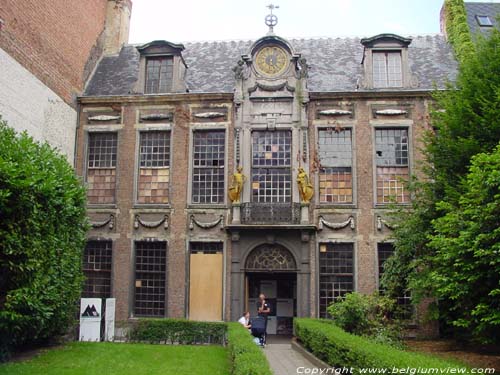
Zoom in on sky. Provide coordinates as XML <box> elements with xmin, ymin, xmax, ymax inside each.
<box><xmin>129</xmin><ymin>0</ymin><xmax>500</xmax><ymax>43</ymax></box>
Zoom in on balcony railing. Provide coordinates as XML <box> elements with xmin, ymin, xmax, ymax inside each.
<box><xmin>241</xmin><ymin>202</ymin><xmax>301</xmax><ymax>225</ymax></box>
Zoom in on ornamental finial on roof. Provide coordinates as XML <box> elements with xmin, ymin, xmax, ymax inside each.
<box><xmin>265</xmin><ymin>4</ymin><xmax>279</xmax><ymax>35</ymax></box>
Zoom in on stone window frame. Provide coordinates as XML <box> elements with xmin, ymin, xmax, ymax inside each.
<box><xmin>315</xmin><ymin>124</ymin><xmax>357</xmax><ymax>208</ymax></box>
<box><xmin>184</xmin><ymin>239</ymin><xmax>226</xmax><ymax>320</ymax></box>
<box><xmin>187</xmin><ymin>124</ymin><xmax>229</xmax><ymax>208</ymax></box>
<box><xmin>361</xmin><ymin>34</ymin><xmax>413</xmax><ymax>90</ymax></box>
<box><xmin>316</xmin><ymin>241</ymin><xmax>357</xmax><ymax>319</ymax></box>
<box><xmin>84</xmin><ymin>127</ymin><xmax>121</xmax><ymax>208</ymax></box>
<box><xmin>133</xmin><ymin>126</ymin><xmax>173</xmax><ymax>207</ymax></box>
<box><xmin>132</xmin><ymin>240</ymin><xmax>168</xmax><ymax>318</ymax></box>
<box><xmin>371</xmin><ymin>122</ymin><xmax>413</xmax><ymax>207</ymax></box>
<box><xmin>82</xmin><ymin>239</ymin><xmax>113</xmax><ymax>299</ymax></box>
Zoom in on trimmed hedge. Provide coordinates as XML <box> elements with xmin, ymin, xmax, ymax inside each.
<box><xmin>129</xmin><ymin>319</ymin><xmax>227</xmax><ymax>345</ymax></box>
<box><xmin>294</xmin><ymin>319</ymin><xmax>470</xmax><ymax>373</ymax></box>
<box><xmin>227</xmin><ymin>323</ymin><xmax>273</xmax><ymax>375</ymax></box>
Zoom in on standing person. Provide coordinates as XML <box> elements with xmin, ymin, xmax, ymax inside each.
<box><xmin>256</xmin><ymin>293</ymin><xmax>270</xmax><ymax>321</ymax></box>
<box><xmin>238</xmin><ymin>311</ymin><xmax>251</xmax><ymax>331</ymax></box>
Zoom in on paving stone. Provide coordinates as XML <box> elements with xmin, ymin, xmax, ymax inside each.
<box><xmin>264</xmin><ymin>342</ymin><xmax>318</xmax><ymax>375</ymax></box>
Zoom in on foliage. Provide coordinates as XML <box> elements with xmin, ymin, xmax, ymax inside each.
<box><xmin>227</xmin><ymin>322</ymin><xmax>273</xmax><ymax>375</ymax></box>
<box><xmin>0</xmin><ymin>342</ymin><xmax>230</xmax><ymax>375</ymax></box>
<box><xmin>327</xmin><ymin>292</ymin><xmax>403</xmax><ymax>348</ymax></box>
<box><xmin>443</xmin><ymin>0</ymin><xmax>475</xmax><ymax>62</ymax></box>
<box><xmin>0</xmin><ymin>120</ymin><xmax>88</xmax><ymax>360</ymax></box>
<box><xmin>381</xmin><ymin>28</ymin><xmax>500</xmax><ymax>343</ymax></box>
<box><xmin>427</xmin><ymin>146</ymin><xmax>500</xmax><ymax>343</ymax></box>
<box><xmin>294</xmin><ymin>319</ymin><xmax>468</xmax><ymax>373</ymax></box>
<box><xmin>128</xmin><ymin>319</ymin><xmax>227</xmax><ymax>345</ymax></box>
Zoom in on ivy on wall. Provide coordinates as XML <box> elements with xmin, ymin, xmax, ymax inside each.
<box><xmin>443</xmin><ymin>0</ymin><xmax>476</xmax><ymax>62</ymax></box>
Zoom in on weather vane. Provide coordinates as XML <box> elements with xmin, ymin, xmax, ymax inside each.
<box><xmin>265</xmin><ymin>4</ymin><xmax>279</xmax><ymax>35</ymax></box>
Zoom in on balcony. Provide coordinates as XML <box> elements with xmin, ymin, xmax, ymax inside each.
<box><xmin>240</xmin><ymin>202</ymin><xmax>301</xmax><ymax>225</ymax></box>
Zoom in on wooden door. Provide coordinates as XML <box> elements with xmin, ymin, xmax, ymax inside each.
<box><xmin>189</xmin><ymin>252</ymin><xmax>223</xmax><ymax>321</ymax></box>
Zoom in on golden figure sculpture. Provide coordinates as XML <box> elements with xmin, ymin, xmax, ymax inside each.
<box><xmin>297</xmin><ymin>167</ymin><xmax>314</xmax><ymax>203</ymax></box>
<box><xmin>228</xmin><ymin>166</ymin><xmax>246</xmax><ymax>203</ymax></box>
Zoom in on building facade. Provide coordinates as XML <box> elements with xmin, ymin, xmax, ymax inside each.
<box><xmin>0</xmin><ymin>0</ymin><xmax>132</xmax><ymax>160</ymax></box>
<box><xmin>76</xmin><ymin>16</ymin><xmax>457</xmax><ymax>336</ymax></box>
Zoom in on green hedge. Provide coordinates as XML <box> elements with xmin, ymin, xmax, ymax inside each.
<box><xmin>294</xmin><ymin>319</ymin><xmax>470</xmax><ymax>374</ymax></box>
<box><xmin>227</xmin><ymin>323</ymin><xmax>272</xmax><ymax>375</ymax></box>
<box><xmin>129</xmin><ymin>319</ymin><xmax>227</xmax><ymax>345</ymax></box>
<box><xmin>444</xmin><ymin>0</ymin><xmax>475</xmax><ymax>62</ymax></box>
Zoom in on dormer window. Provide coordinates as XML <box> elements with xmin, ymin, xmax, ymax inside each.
<box><xmin>360</xmin><ymin>34</ymin><xmax>412</xmax><ymax>90</ymax></box>
<box><xmin>145</xmin><ymin>57</ymin><xmax>173</xmax><ymax>94</ymax></box>
<box><xmin>137</xmin><ymin>40</ymin><xmax>187</xmax><ymax>94</ymax></box>
<box><xmin>476</xmin><ymin>15</ymin><xmax>493</xmax><ymax>27</ymax></box>
<box><xmin>373</xmin><ymin>51</ymin><xmax>402</xmax><ymax>88</ymax></box>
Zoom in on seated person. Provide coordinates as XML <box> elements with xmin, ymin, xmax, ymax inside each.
<box><xmin>238</xmin><ymin>311</ymin><xmax>251</xmax><ymax>330</ymax></box>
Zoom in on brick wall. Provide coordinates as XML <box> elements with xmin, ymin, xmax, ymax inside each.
<box><xmin>0</xmin><ymin>0</ymin><xmax>108</xmax><ymax>106</ymax></box>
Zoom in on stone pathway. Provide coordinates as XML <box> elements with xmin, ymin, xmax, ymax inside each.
<box><xmin>263</xmin><ymin>338</ymin><xmax>319</xmax><ymax>375</ymax></box>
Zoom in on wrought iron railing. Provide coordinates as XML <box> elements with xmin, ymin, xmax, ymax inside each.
<box><xmin>241</xmin><ymin>202</ymin><xmax>301</xmax><ymax>224</ymax></box>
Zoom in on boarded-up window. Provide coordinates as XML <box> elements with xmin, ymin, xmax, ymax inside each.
<box><xmin>86</xmin><ymin>132</ymin><xmax>117</xmax><ymax>204</ymax></box>
<box><xmin>82</xmin><ymin>240</ymin><xmax>112</xmax><ymax>298</ymax></box>
<box><xmin>319</xmin><ymin>243</ymin><xmax>354</xmax><ymax>318</ymax></box>
<box><xmin>373</xmin><ymin>51</ymin><xmax>402</xmax><ymax>88</ymax></box>
<box><xmin>134</xmin><ymin>241</ymin><xmax>167</xmax><ymax>317</ymax></box>
<box><xmin>318</xmin><ymin>129</ymin><xmax>353</xmax><ymax>203</ymax></box>
<box><xmin>252</xmin><ymin>130</ymin><xmax>292</xmax><ymax>203</ymax></box>
<box><xmin>145</xmin><ymin>57</ymin><xmax>173</xmax><ymax>94</ymax></box>
<box><xmin>137</xmin><ymin>131</ymin><xmax>170</xmax><ymax>204</ymax></box>
<box><xmin>192</xmin><ymin>130</ymin><xmax>225</xmax><ymax>204</ymax></box>
<box><xmin>377</xmin><ymin>243</ymin><xmax>413</xmax><ymax>319</ymax></box>
<box><xmin>375</xmin><ymin>128</ymin><xmax>409</xmax><ymax>204</ymax></box>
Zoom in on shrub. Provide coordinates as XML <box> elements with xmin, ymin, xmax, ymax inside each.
<box><xmin>0</xmin><ymin>120</ymin><xmax>88</xmax><ymax>360</ymax></box>
<box><xmin>327</xmin><ymin>292</ymin><xmax>403</xmax><ymax>346</ymax></box>
<box><xmin>128</xmin><ymin>319</ymin><xmax>227</xmax><ymax>345</ymax></box>
<box><xmin>227</xmin><ymin>323</ymin><xmax>272</xmax><ymax>375</ymax></box>
<box><xmin>294</xmin><ymin>319</ymin><xmax>469</xmax><ymax>373</ymax></box>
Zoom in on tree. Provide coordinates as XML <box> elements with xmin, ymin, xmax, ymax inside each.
<box><xmin>381</xmin><ymin>28</ymin><xmax>500</xmax><ymax>343</ymax></box>
<box><xmin>0</xmin><ymin>120</ymin><xmax>88</xmax><ymax>359</ymax></box>
<box><xmin>428</xmin><ymin>146</ymin><xmax>500</xmax><ymax>343</ymax></box>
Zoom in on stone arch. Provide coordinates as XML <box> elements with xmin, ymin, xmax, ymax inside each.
<box><xmin>245</xmin><ymin>244</ymin><xmax>297</xmax><ymax>272</ymax></box>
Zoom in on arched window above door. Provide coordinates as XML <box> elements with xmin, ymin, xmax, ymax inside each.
<box><xmin>245</xmin><ymin>244</ymin><xmax>297</xmax><ymax>271</ymax></box>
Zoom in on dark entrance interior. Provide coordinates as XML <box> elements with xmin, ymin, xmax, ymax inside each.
<box><xmin>246</xmin><ymin>272</ymin><xmax>296</xmax><ymax>335</ymax></box>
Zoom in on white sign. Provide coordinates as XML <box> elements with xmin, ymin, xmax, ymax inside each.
<box><xmin>79</xmin><ymin>298</ymin><xmax>102</xmax><ymax>342</ymax></box>
<box><xmin>105</xmin><ymin>298</ymin><xmax>116</xmax><ymax>342</ymax></box>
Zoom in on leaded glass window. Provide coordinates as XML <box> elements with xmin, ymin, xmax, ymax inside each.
<box><xmin>192</xmin><ymin>130</ymin><xmax>225</xmax><ymax>204</ymax></box>
<box><xmin>319</xmin><ymin>243</ymin><xmax>354</xmax><ymax>318</ymax></box>
<box><xmin>82</xmin><ymin>240</ymin><xmax>112</xmax><ymax>298</ymax></box>
<box><xmin>251</xmin><ymin>130</ymin><xmax>292</xmax><ymax>203</ymax></box>
<box><xmin>134</xmin><ymin>241</ymin><xmax>167</xmax><ymax>317</ymax></box>
<box><xmin>318</xmin><ymin>129</ymin><xmax>353</xmax><ymax>203</ymax></box>
<box><xmin>373</xmin><ymin>51</ymin><xmax>402</xmax><ymax>88</ymax></box>
<box><xmin>190</xmin><ymin>242</ymin><xmax>223</xmax><ymax>254</ymax></box>
<box><xmin>137</xmin><ymin>131</ymin><xmax>170</xmax><ymax>204</ymax></box>
<box><xmin>145</xmin><ymin>57</ymin><xmax>173</xmax><ymax>94</ymax></box>
<box><xmin>86</xmin><ymin>132</ymin><xmax>117</xmax><ymax>204</ymax></box>
<box><xmin>375</xmin><ymin>128</ymin><xmax>410</xmax><ymax>204</ymax></box>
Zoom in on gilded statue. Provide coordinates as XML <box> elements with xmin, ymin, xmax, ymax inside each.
<box><xmin>297</xmin><ymin>167</ymin><xmax>314</xmax><ymax>203</ymax></box>
<box><xmin>228</xmin><ymin>166</ymin><xmax>246</xmax><ymax>203</ymax></box>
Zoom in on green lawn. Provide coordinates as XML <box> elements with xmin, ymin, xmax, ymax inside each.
<box><xmin>0</xmin><ymin>342</ymin><xmax>230</xmax><ymax>375</ymax></box>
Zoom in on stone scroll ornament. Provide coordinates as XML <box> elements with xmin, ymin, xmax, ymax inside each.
<box><xmin>87</xmin><ymin>115</ymin><xmax>121</xmax><ymax>122</ymax></box>
<box><xmin>318</xmin><ymin>216</ymin><xmax>355</xmax><ymax>230</ymax></box>
<box><xmin>377</xmin><ymin>216</ymin><xmax>397</xmax><ymax>231</ymax></box>
<box><xmin>134</xmin><ymin>214</ymin><xmax>169</xmax><ymax>230</ymax></box>
<box><xmin>90</xmin><ymin>214</ymin><xmax>115</xmax><ymax>230</ymax></box>
<box><xmin>189</xmin><ymin>215</ymin><xmax>224</xmax><ymax>230</ymax></box>
<box><xmin>193</xmin><ymin>111</ymin><xmax>226</xmax><ymax>119</ymax></box>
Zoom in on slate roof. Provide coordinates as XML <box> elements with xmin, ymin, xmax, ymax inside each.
<box><xmin>84</xmin><ymin>34</ymin><xmax>457</xmax><ymax>96</ymax></box>
<box><xmin>464</xmin><ymin>2</ymin><xmax>500</xmax><ymax>35</ymax></box>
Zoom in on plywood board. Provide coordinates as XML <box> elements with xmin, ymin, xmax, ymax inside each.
<box><xmin>189</xmin><ymin>253</ymin><xmax>223</xmax><ymax>321</ymax></box>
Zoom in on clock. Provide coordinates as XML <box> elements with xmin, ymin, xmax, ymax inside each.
<box><xmin>255</xmin><ymin>46</ymin><xmax>289</xmax><ymax>76</ymax></box>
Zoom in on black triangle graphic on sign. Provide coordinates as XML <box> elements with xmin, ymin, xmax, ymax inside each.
<box><xmin>82</xmin><ymin>304</ymin><xmax>100</xmax><ymax>317</ymax></box>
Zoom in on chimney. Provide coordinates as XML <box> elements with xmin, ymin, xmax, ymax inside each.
<box><xmin>103</xmin><ymin>0</ymin><xmax>132</xmax><ymax>55</ymax></box>
<box><xmin>440</xmin><ymin>1</ymin><xmax>449</xmax><ymax>39</ymax></box>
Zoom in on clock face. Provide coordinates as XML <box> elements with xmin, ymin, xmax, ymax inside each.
<box><xmin>255</xmin><ymin>46</ymin><xmax>289</xmax><ymax>76</ymax></box>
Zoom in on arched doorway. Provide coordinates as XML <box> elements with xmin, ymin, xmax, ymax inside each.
<box><xmin>244</xmin><ymin>244</ymin><xmax>297</xmax><ymax>335</ymax></box>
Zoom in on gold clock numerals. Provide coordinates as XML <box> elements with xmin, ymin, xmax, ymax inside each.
<box><xmin>255</xmin><ymin>46</ymin><xmax>288</xmax><ymax>76</ymax></box>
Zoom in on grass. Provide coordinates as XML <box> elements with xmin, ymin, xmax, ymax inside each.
<box><xmin>0</xmin><ymin>342</ymin><xmax>230</xmax><ymax>375</ymax></box>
